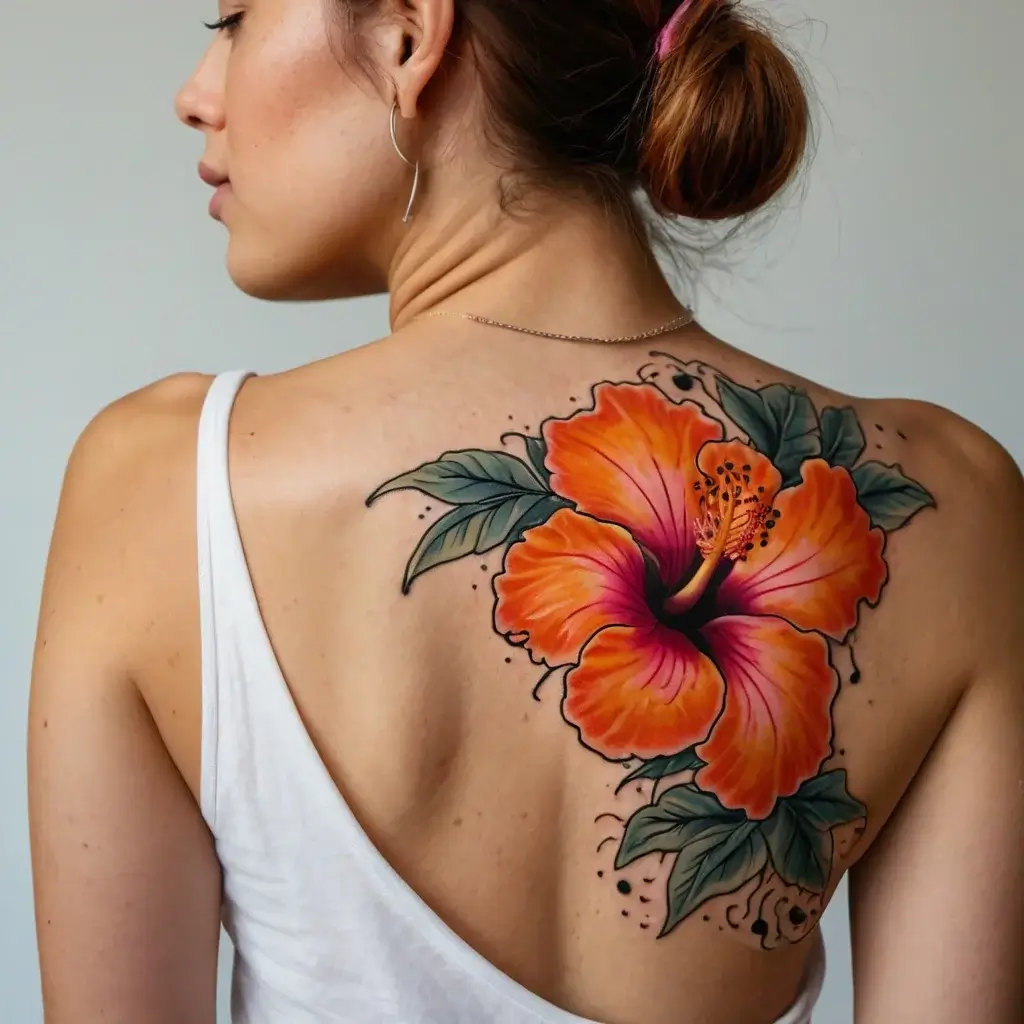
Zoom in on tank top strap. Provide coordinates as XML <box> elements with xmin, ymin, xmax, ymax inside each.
<box><xmin>196</xmin><ymin>370</ymin><xmax>255</xmax><ymax>830</ymax></box>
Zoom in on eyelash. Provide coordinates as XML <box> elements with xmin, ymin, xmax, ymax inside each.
<box><xmin>203</xmin><ymin>12</ymin><xmax>244</xmax><ymax>35</ymax></box>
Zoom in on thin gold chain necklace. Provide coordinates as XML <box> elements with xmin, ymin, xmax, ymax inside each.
<box><xmin>415</xmin><ymin>308</ymin><xmax>695</xmax><ymax>345</ymax></box>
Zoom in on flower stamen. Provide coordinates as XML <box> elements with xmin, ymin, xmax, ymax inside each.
<box><xmin>665</xmin><ymin>464</ymin><xmax>775</xmax><ymax>615</ymax></box>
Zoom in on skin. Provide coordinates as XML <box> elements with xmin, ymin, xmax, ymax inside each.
<box><xmin>28</xmin><ymin>1</ymin><xmax>1024</xmax><ymax>1022</ymax></box>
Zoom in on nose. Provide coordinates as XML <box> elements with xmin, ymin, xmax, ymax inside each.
<box><xmin>175</xmin><ymin>50</ymin><xmax>226</xmax><ymax>132</ymax></box>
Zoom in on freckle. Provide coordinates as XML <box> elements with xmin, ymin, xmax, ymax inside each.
<box><xmin>639</xmin><ymin>895</ymin><xmax>651</xmax><ymax>904</ymax></box>
<box><xmin>481</xmin><ymin>565</ymin><xmax>488</xmax><ymax>572</ymax></box>
<box><xmin>875</xmin><ymin>444</ymin><xmax>883</xmax><ymax>450</ymax></box>
<box><xmin>47</xmin><ymin>920</ymin><xmax>51</xmax><ymax>925</ymax></box>
<box><xmin>43</xmin><ymin>720</ymin><xmax>47</xmax><ymax>728</ymax></box>
<box><xmin>505</xmin><ymin>657</ymin><xmax>512</xmax><ymax>664</ymax></box>
<box><xmin>570</xmin><ymin>396</ymin><xmax>578</xmax><ymax>402</ymax></box>
<box><xmin>839</xmin><ymin>748</ymin><xmax>846</xmax><ymax>756</ymax></box>
<box><xmin>597</xmin><ymin>870</ymin><xmax>604</xmax><ymax>878</ymax></box>
<box><xmin>508</xmin><ymin>415</ymin><xmax>514</xmax><ymax>420</ymax></box>
<box><xmin>703</xmin><ymin>915</ymin><xmax>710</xmax><ymax>921</ymax></box>
<box><xmin>426</xmin><ymin>506</ymin><xmax>432</xmax><ymax>511</ymax></box>
<box><xmin>520</xmin><ymin>811</ymin><xmax>529</xmax><ymax>820</ymax></box>
<box><xmin>249</xmin><ymin>431</ymin><xmax>255</xmax><ymax>437</ymax></box>
<box><xmin>636</xmin><ymin>785</ymin><xmax>643</xmax><ymax>793</ymax></box>
<box><xmin>82</xmin><ymin>842</ymin><xmax>89</xmax><ymax>849</ymax></box>
<box><xmin>621</xmin><ymin>910</ymin><xmax>629</xmax><ymax>917</ymax></box>
<box><xmin>96</xmin><ymin>594</ymin><xmax>105</xmax><ymax>604</ymax></box>
<box><xmin>640</xmin><ymin>922</ymin><xmax>650</xmax><ymax>929</ymax></box>
<box><xmin>868</xmin><ymin>699</ymin><xmax>874</xmax><ymax>706</ymax></box>
<box><xmin>875</xmin><ymin>424</ymin><xmax>884</xmax><ymax>432</ymax></box>
<box><xmin>453</xmin><ymin>817</ymin><xmax>462</xmax><ymax>827</ymax></box>
<box><xmin>897</xmin><ymin>430</ymin><xmax>907</xmax><ymax>440</ymax></box>
<box><xmin>418</xmin><ymin>514</ymin><xmax>425</xmax><ymax>519</ymax></box>
<box><xmin>472</xmin><ymin>584</ymin><xmax>478</xmax><ymax>590</ymax></box>
<box><xmin>643</xmin><ymin>877</ymin><xmax>655</xmax><ymax>884</ymax></box>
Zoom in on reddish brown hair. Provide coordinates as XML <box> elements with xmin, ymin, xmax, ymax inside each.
<box><xmin>337</xmin><ymin>0</ymin><xmax>809</xmax><ymax>222</ymax></box>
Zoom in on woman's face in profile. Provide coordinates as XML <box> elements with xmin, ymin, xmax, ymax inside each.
<box><xmin>175</xmin><ymin>0</ymin><xmax>406</xmax><ymax>300</ymax></box>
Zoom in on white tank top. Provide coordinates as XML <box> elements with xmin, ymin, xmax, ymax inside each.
<box><xmin>196</xmin><ymin>370</ymin><xmax>827</xmax><ymax>1023</ymax></box>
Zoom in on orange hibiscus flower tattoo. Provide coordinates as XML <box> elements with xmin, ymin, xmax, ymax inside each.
<box><xmin>368</xmin><ymin>359</ymin><xmax>934</xmax><ymax>941</ymax></box>
<box><xmin>494</xmin><ymin>383</ymin><xmax>887</xmax><ymax>819</ymax></box>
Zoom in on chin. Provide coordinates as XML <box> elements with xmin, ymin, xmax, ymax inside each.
<box><xmin>224</xmin><ymin>236</ymin><xmax>388</xmax><ymax>302</ymax></box>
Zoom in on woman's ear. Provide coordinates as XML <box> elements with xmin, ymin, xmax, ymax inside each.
<box><xmin>381</xmin><ymin>0</ymin><xmax>455</xmax><ymax>118</ymax></box>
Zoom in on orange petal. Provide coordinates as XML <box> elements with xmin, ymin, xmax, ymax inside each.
<box><xmin>544</xmin><ymin>383</ymin><xmax>724</xmax><ymax>587</ymax></box>
<box><xmin>695</xmin><ymin>616</ymin><xmax>836</xmax><ymax>820</ymax></box>
<box><xmin>494</xmin><ymin>508</ymin><xmax>651</xmax><ymax>667</ymax></box>
<box><xmin>563</xmin><ymin>623</ymin><xmax>726</xmax><ymax>761</ymax></box>
<box><xmin>715</xmin><ymin>460</ymin><xmax>888</xmax><ymax>640</ymax></box>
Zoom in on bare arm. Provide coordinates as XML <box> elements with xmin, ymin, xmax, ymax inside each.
<box><xmin>850</xmin><ymin>436</ymin><xmax>1024</xmax><ymax>1022</ymax></box>
<box><xmin>28</xmin><ymin>385</ymin><xmax>221</xmax><ymax>1023</ymax></box>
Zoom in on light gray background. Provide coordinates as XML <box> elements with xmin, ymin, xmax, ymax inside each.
<box><xmin>2</xmin><ymin>1</ymin><xmax>1021</xmax><ymax>1020</ymax></box>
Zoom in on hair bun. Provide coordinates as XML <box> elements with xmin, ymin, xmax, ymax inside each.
<box><xmin>641</xmin><ymin>1</ymin><xmax>809</xmax><ymax>221</ymax></box>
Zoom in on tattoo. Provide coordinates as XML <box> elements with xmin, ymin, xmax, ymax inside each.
<box><xmin>366</xmin><ymin>354</ymin><xmax>935</xmax><ymax>944</ymax></box>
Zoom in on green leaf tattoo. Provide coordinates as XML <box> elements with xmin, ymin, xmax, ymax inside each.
<box><xmin>401</xmin><ymin>492</ymin><xmax>568</xmax><ymax>592</ymax></box>
<box><xmin>661</xmin><ymin>820</ymin><xmax>768</xmax><ymax>936</ymax></box>
<box><xmin>615</xmin><ymin>748</ymin><xmax>705</xmax><ymax>794</ymax></box>
<box><xmin>820</xmin><ymin>406</ymin><xmax>866</xmax><ymax>469</ymax></box>
<box><xmin>761</xmin><ymin>801</ymin><xmax>833</xmax><ymax>893</ymax></box>
<box><xmin>367</xmin><ymin>449</ymin><xmax>549</xmax><ymax>506</ymax></box>
<box><xmin>716</xmin><ymin>378</ymin><xmax>822</xmax><ymax>487</ymax></box>
<box><xmin>616</xmin><ymin>784</ymin><xmax>743</xmax><ymax>868</ymax></box>
<box><xmin>852</xmin><ymin>461</ymin><xmax>936</xmax><ymax>530</ymax></box>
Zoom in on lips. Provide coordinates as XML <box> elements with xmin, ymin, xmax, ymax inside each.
<box><xmin>198</xmin><ymin>162</ymin><xmax>229</xmax><ymax>187</ymax></box>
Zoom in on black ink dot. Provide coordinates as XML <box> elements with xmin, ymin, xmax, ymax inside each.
<box><xmin>504</xmin><ymin>657</ymin><xmax>512</xmax><ymax>664</ymax></box>
<box><xmin>751</xmin><ymin>919</ymin><xmax>769</xmax><ymax>937</ymax></box>
<box><xmin>418</xmin><ymin>514</ymin><xmax>425</xmax><ymax>520</ymax></box>
<box><xmin>640</xmin><ymin>922</ymin><xmax>650</xmax><ymax>929</ymax></box>
<box><xmin>481</xmin><ymin>565</ymin><xmax>488</xmax><ymax>571</ymax></box>
<box><xmin>426</xmin><ymin>506</ymin><xmax>432</xmax><ymax>511</ymax></box>
<box><xmin>639</xmin><ymin>895</ymin><xmax>651</xmax><ymax>904</ymax></box>
<box><xmin>850</xmin><ymin>671</ymin><xmax>861</xmax><ymax>684</ymax></box>
<box><xmin>673</xmin><ymin>373</ymin><xmax>695</xmax><ymax>391</ymax></box>
<box><xmin>597</xmin><ymin>871</ymin><xmax>604</xmax><ymax>878</ymax></box>
<box><xmin>643</xmin><ymin>877</ymin><xmax>655</xmax><ymax>884</ymax></box>
<box><xmin>789</xmin><ymin>907</ymin><xmax>807</xmax><ymax>926</ymax></box>
<box><xmin>621</xmin><ymin>910</ymin><xmax>629</xmax><ymax>918</ymax></box>
<box><xmin>766</xmin><ymin>520</ymin><xmax>776</xmax><ymax>529</ymax></box>
<box><xmin>617</xmin><ymin>880</ymin><xmax>632</xmax><ymax>895</ymax></box>
<box><xmin>703</xmin><ymin>915</ymin><xmax>710</xmax><ymax>922</ymax></box>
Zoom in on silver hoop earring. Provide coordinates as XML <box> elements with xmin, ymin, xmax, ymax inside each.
<box><xmin>389</xmin><ymin>101</ymin><xmax>420</xmax><ymax>224</ymax></box>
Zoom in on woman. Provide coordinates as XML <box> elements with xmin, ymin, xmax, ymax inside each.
<box><xmin>28</xmin><ymin>1</ymin><xmax>1023</xmax><ymax>1022</ymax></box>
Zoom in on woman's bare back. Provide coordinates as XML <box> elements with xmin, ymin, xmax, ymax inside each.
<box><xmin>80</xmin><ymin>319</ymin><xmax>1018</xmax><ymax>1023</ymax></box>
